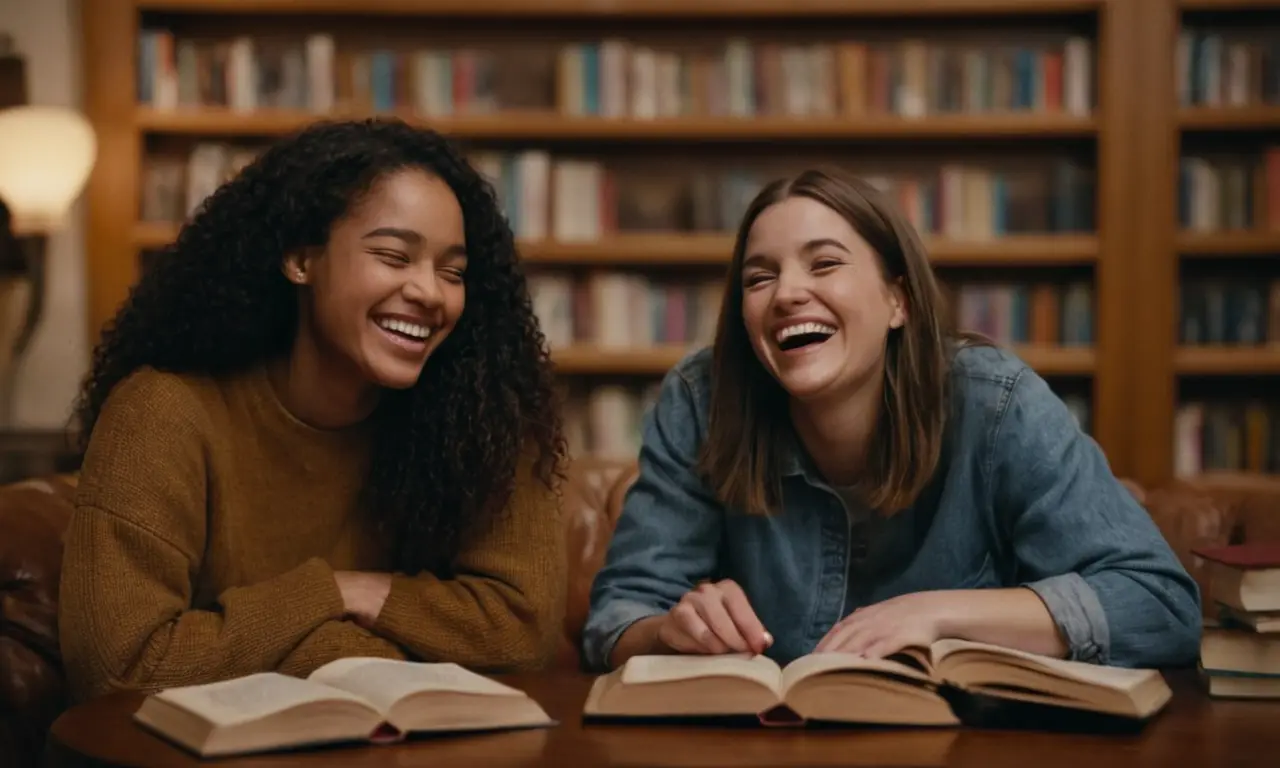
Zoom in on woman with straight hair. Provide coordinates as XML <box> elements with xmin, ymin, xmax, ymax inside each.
<box><xmin>582</xmin><ymin>167</ymin><xmax>1199</xmax><ymax>672</ymax></box>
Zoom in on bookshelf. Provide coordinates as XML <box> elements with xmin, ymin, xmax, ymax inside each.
<box><xmin>1128</xmin><ymin>0</ymin><xmax>1280</xmax><ymax>485</ymax></box>
<box><xmin>82</xmin><ymin>0</ymin><xmax>1137</xmax><ymax>468</ymax></box>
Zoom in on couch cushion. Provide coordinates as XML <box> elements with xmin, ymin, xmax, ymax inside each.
<box><xmin>1140</xmin><ymin>472</ymin><xmax>1280</xmax><ymax>617</ymax></box>
<box><xmin>0</xmin><ymin>475</ymin><xmax>77</xmax><ymax>767</ymax></box>
<box><xmin>556</xmin><ymin>458</ymin><xmax>637</xmax><ymax>668</ymax></box>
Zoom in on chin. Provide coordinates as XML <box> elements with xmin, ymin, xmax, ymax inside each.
<box><xmin>774</xmin><ymin>372</ymin><xmax>840</xmax><ymax>401</ymax></box>
<box><xmin>365</xmin><ymin>358</ymin><xmax>428</xmax><ymax>390</ymax></box>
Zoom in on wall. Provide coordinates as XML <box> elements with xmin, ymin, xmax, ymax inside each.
<box><xmin>0</xmin><ymin>0</ymin><xmax>87</xmax><ymax>429</ymax></box>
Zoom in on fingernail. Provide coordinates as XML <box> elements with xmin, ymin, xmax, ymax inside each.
<box><xmin>762</xmin><ymin>631</ymin><xmax>774</xmax><ymax>646</ymax></box>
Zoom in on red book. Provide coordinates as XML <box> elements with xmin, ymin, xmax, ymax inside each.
<box><xmin>1192</xmin><ymin>544</ymin><xmax>1280</xmax><ymax>614</ymax></box>
<box><xmin>1192</xmin><ymin>543</ymin><xmax>1280</xmax><ymax>571</ymax></box>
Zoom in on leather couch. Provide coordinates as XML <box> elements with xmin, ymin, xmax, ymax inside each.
<box><xmin>2</xmin><ymin>462</ymin><xmax>1277</xmax><ymax>767</ymax></box>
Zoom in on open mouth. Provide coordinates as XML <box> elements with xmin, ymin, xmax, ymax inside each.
<box><xmin>775</xmin><ymin>322</ymin><xmax>836</xmax><ymax>352</ymax></box>
<box><xmin>375</xmin><ymin>317</ymin><xmax>433</xmax><ymax>346</ymax></box>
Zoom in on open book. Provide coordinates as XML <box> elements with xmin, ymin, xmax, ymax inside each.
<box><xmin>585</xmin><ymin>639</ymin><xmax>1172</xmax><ymax>728</ymax></box>
<box><xmin>133</xmin><ymin>657</ymin><xmax>554</xmax><ymax>757</ymax></box>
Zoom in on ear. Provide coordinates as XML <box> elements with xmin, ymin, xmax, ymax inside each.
<box><xmin>887</xmin><ymin>279</ymin><xmax>907</xmax><ymax>330</ymax></box>
<box><xmin>282</xmin><ymin>248</ymin><xmax>315</xmax><ymax>286</ymax></box>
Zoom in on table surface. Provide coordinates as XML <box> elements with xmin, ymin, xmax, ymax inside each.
<box><xmin>46</xmin><ymin>669</ymin><xmax>1280</xmax><ymax>768</ymax></box>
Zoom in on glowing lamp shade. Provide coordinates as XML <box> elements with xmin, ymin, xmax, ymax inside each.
<box><xmin>0</xmin><ymin>105</ymin><xmax>96</xmax><ymax>235</ymax></box>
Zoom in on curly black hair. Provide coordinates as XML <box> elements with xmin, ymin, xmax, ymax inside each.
<box><xmin>74</xmin><ymin>117</ymin><xmax>566</xmax><ymax>574</ymax></box>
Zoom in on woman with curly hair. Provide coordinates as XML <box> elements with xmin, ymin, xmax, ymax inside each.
<box><xmin>58</xmin><ymin>118</ymin><xmax>567</xmax><ymax>703</ymax></box>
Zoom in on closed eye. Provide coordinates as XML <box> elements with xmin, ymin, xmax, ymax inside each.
<box><xmin>373</xmin><ymin>249</ymin><xmax>410</xmax><ymax>265</ymax></box>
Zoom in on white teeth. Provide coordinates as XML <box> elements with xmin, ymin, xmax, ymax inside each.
<box><xmin>376</xmin><ymin>318</ymin><xmax>432</xmax><ymax>341</ymax></box>
<box><xmin>775</xmin><ymin>322</ymin><xmax>837</xmax><ymax>344</ymax></box>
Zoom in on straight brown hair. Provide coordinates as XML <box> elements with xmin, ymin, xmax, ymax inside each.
<box><xmin>696</xmin><ymin>167</ymin><xmax>976</xmax><ymax>516</ymax></box>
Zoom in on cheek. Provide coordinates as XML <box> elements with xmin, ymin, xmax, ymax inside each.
<box><xmin>740</xmin><ymin>292</ymin><xmax>768</xmax><ymax>335</ymax></box>
<box><xmin>833</xmin><ymin>284</ymin><xmax>893</xmax><ymax>327</ymax></box>
<box><xmin>444</xmin><ymin>283</ymin><xmax>466</xmax><ymax>323</ymax></box>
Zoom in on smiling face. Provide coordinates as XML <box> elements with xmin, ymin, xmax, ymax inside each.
<box><xmin>285</xmin><ymin>168</ymin><xmax>467</xmax><ymax>390</ymax></box>
<box><xmin>739</xmin><ymin>195</ymin><xmax>906</xmax><ymax>402</ymax></box>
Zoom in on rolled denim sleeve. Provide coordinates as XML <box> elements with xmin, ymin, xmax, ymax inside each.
<box><xmin>989</xmin><ymin>370</ymin><xmax>1201</xmax><ymax>668</ymax></box>
<box><xmin>581</xmin><ymin>363</ymin><xmax>723</xmax><ymax>672</ymax></box>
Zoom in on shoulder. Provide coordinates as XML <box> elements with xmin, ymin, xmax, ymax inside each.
<box><xmin>949</xmin><ymin>342</ymin><xmax>1029</xmax><ymax>389</ymax></box>
<box><xmin>947</xmin><ymin>342</ymin><xmax>1080</xmax><ymax>451</ymax></box>
<box><xmin>669</xmin><ymin>345</ymin><xmax>714</xmax><ymax>397</ymax></box>
<box><xmin>92</xmin><ymin>366</ymin><xmax>227</xmax><ymax>438</ymax></box>
<box><xmin>657</xmin><ymin>345</ymin><xmax>713</xmax><ymax>419</ymax></box>
<box><xmin>947</xmin><ymin>342</ymin><xmax>1044</xmax><ymax>415</ymax></box>
<box><xmin>639</xmin><ymin>346</ymin><xmax>714</xmax><ymax>454</ymax></box>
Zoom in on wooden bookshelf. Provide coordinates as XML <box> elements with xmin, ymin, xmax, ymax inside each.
<box><xmin>83</xmin><ymin>0</ymin><xmax>1135</xmax><ymax>465</ymax></box>
<box><xmin>1128</xmin><ymin>0</ymin><xmax>1280</xmax><ymax>484</ymax></box>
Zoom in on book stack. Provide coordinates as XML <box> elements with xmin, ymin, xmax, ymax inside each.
<box><xmin>1193</xmin><ymin>543</ymin><xmax>1280</xmax><ymax>699</ymax></box>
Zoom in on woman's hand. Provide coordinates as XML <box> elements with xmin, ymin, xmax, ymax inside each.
<box><xmin>333</xmin><ymin>571</ymin><xmax>393</xmax><ymax>628</ymax></box>
<box><xmin>657</xmin><ymin>579</ymin><xmax>774</xmax><ymax>655</ymax></box>
<box><xmin>815</xmin><ymin>591</ymin><xmax>955</xmax><ymax>659</ymax></box>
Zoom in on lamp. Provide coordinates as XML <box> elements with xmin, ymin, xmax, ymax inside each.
<box><xmin>0</xmin><ymin>105</ymin><xmax>96</xmax><ymax>426</ymax></box>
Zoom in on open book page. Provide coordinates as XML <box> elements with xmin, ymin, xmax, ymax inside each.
<box><xmin>152</xmin><ymin>673</ymin><xmax>373</xmax><ymax>728</ymax></box>
<box><xmin>308</xmin><ymin>658</ymin><xmax>526</xmax><ymax>714</ymax></box>
<box><xmin>932</xmin><ymin>639</ymin><xmax>1156</xmax><ymax>691</ymax></box>
<box><xmin>779</xmin><ymin>651</ymin><xmax>936</xmax><ymax>696</ymax></box>
<box><xmin>621</xmin><ymin>653</ymin><xmax>783</xmax><ymax>695</ymax></box>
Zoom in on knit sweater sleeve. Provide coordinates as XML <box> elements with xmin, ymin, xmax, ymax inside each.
<box><xmin>276</xmin><ymin>620</ymin><xmax>407</xmax><ymax>678</ymax></box>
<box><xmin>58</xmin><ymin>370</ymin><xmax>347</xmax><ymax>703</ymax></box>
<box><xmin>371</xmin><ymin>451</ymin><xmax>567</xmax><ymax>672</ymax></box>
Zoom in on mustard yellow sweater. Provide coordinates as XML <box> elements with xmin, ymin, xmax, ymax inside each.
<box><xmin>58</xmin><ymin>365</ymin><xmax>565</xmax><ymax>703</ymax></box>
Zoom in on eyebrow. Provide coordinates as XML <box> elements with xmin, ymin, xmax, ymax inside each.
<box><xmin>363</xmin><ymin>227</ymin><xmax>467</xmax><ymax>257</ymax></box>
<box><xmin>800</xmin><ymin>238</ymin><xmax>851</xmax><ymax>254</ymax></box>
<box><xmin>743</xmin><ymin>238</ymin><xmax>851</xmax><ymax>267</ymax></box>
<box><xmin>362</xmin><ymin>227</ymin><xmax>422</xmax><ymax>243</ymax></box>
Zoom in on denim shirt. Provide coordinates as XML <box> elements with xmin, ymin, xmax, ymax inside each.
<box><xmin>581</xmin><ymin>345</ymin><xmax>1202</xmax><ymax>672</ymax></box>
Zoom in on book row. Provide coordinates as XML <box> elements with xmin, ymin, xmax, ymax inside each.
<box><xmin>1178</xmin><ymin>26</ymin><xmax>1280</xmax><ymax>109</ymax></box>
<box><xmin>530</xmin><ymin>275</ymin><xmax>1093</xmax><ymax>353</ymax></box>
<box><xmin>135</xmin><ymin>29</ymin><xmax>1095</xmax><ymax>119</ymax></box>
<box><xmin>1174</xmin><ymin>399</ymin><xmax>1280</xmax><ymax>476</ymax></box>
<box><xmin>1180</xmin><ymin>277</ymin><xmax>1280</xmax><ymax>347</ymax></box>
<box><xmin>138</xmin><ymin>143</ymin><xmax>1098</xmax><ymax>242</ymax></box>
<box><xmin>1179</xmin><ymin>149</ymin><xmax>1280</xmax><ymax>233</ymax></box>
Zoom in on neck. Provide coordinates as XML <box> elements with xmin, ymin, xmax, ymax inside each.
<box><xmin>789</xmin><ymin>366</ymin><xmax>885</xmax><ymax>488</ymax></box>
<box><xmin>269</xmin><ymin>326</ymin><xmax>379</xmax><ymax>430</ymax></box>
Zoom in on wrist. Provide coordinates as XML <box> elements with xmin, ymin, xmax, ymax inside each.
<box><xmin>609</xmin><ymin>615</ymin><xmax>667</xmax><ymax>669</ymax></box>
<box><xmin>931</xmin><ymin>589</ymin><xmax>976</xmax><ymax>640</ymax></box>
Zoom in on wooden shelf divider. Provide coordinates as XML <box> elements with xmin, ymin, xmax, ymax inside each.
<box><xmin>1176</xmin><ymin>231</ymin><xmax>1280</xmax><ymax>256</ymax></box>
<box><xmin>1179</xmin><ymin>106</ymin><xmax>1280</xmax><ymax>131</ymax></box>
<box><xmin>554</xmin><ymin>344</ymin><xmax>1096</xmax><ymax>376</ymax></box>
<box><xmin>1175</xmin><ymin>347</ymin><xmax>1280</xmax><ymax>376</ymax></box>
<box><xmin>133</xmin><ymin>222</ymin><xmax>1098</xmax><ymax>266</ymax></box>
<box><xmin>135</xmin><ymin>0</ymin><xmax>1108</xmax><ymax>18</ymax></box>
<box><xmin>134</xmin><ymin>108</ymin><xmax>1099</xmax><ymax>141</ymax></box>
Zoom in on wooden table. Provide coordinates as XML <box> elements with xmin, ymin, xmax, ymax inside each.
<box><xmin>45</xmin><ymin>669</ymin><xmax>1280</xmax><ymax>767</ymax></box>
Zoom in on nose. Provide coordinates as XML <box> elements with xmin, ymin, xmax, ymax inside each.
<box><xmin>772</xmin><ymin>264</ymin><xmax>813</xmax><ymax>307</ymax></box>
<box><xmin>401</xmin><ymin>264</ymin><xmax>444</xmax><ymax>309</ymax></box>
